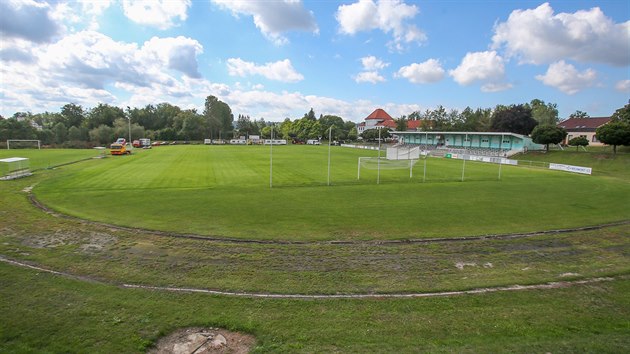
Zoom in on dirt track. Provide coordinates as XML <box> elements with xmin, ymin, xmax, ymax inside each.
<box><xmin>1</xmin><ymin>255</ymin><xmax>622</xmax><ymax>299</ymax></box>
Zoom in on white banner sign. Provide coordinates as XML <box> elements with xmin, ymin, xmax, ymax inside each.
<box><xmin>549</xmin><ymin>163</ymin><xmax>592</xmax><ymax>175</ymax></box>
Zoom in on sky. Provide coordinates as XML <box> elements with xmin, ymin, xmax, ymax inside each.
<box><xmin>0</xmin><ymin>0</ymin><xmax>629</xmax><ymax>123</ymax></box>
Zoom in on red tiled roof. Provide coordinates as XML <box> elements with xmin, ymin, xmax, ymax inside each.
<box><xmin>377</xmin><ymin>120</ymin><xmax>397</xmax><ymax>128</ymax></box>
<box><xmin>557</xmin><ymin>117</ymin><xmax>610</xmax><ymax>130</ymax></box>
<box><xmin>407</xmin><ymin>120</ymin><xmax>421</xmax><ymax>129</ymax></box>
<box><xmin>365</xmin><ymin>108</ymin><xmax>394</xmax><ymax>120</ymax></box>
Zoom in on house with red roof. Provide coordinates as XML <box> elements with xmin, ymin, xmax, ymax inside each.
<box><xmin>557</xmin><ymin>117</ymin><xmax>611</xmax><ymax>146</ymax></box>
<box><xmin>356</xmin><ymin>108</ymin><xmax>396</xmax><ymax>135</ymax></box>
<box><xmin>357</xmin><ymin>108</ymin><xmax>431</xmax><ymax>135</ymax></box>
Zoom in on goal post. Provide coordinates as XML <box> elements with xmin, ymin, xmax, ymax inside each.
<box><xmin>358</xmin><ymin>157</ymin><xmax>419</xmax><ymax>181</ymax></box>
<box><xmin>7</xmin><ymin>140</ymin><xmax>41</xmax><ymax>150</ymax></box>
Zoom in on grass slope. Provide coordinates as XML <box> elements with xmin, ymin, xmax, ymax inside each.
<box><xmin>33</xmin><ymin>145</ymin><xmax>630</xmax><ymax>241</ymax></box>
<box><xmin>2</xmin><ymin>263</ymin><xmax>629</xmax><ymax>353</ymax></box>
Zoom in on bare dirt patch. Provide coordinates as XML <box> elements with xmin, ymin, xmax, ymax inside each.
<box><xmin>148</xmin><ymin>327</ymin><xmax>255</xmax><ymax>354</ymax></box>
<box><xmin>20</xmin><ymin>229</ymin><xmax>117</xmax><ymax>252</ymax></box>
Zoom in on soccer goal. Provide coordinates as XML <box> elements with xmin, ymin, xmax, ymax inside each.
<box><xmin>357</xmin><ymin>156</ymin><xmax>419</xmax><ymax>181</ymax></box>
<box><xmin>386</xmin><ymin>146</ymin><xmax>420</xmax><ymax>160</ymax></box>
<box><xmin>7</xmin><ymin>139</ymin><xmax>41</xmax><ymax>149</ymax></box>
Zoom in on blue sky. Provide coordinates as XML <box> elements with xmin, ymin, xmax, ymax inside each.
<box><xmin>1</xmin><ymin>0</ymin><xmax>628</xmax><ymax>122</ymax></box>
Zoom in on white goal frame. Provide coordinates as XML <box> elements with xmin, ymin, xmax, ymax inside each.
<box><xmin>358</xmin><ymin>156</ymin><xmax>419</xmax><ymax>181</ymax></box>
<box><xmin>7</xmin><ymin>139</ymin><xmax>41</xmax><ymax>149</ymax></box>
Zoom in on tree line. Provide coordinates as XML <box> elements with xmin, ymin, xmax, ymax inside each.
<box><xmin>1</xmin><ymin>96</ymin><xmax>628</xmax><ymax>151</ymax></box>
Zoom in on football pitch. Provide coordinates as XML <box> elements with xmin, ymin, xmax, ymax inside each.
<box><xmin>29</xmin><ymin>145</ymin><xmax>630</xmax><ymax>241</ymax></box>
<box><xmin>1</xmin><ymin>146</ymin><xmax>629</xmax><ymax>352</ymax></box>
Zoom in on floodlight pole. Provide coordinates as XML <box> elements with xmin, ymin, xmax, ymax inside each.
<box><xmin>270</xmin><ymin>125</ymin><xmax>273</xmax><ymax>189</ymax></box>
<box><xmin>377</xmin><ymin>127</ymin><xmax>381</xmax><ymax>185</ymax></box>
<box><xmin>461</xmin><ymin>133</ymin><xmax>467</xmax><ymax>182</ymax></box>
<box><xmin>423</xmin><ymin>131</ymin><xmax>428</xmax><ymax>183</ymax></box>
<box><xmin>126</xmin><ymin>107</ymin><xmax>132</xmax><ymax>149</ymax></box>
<box><xmin>498</xmin><ymin>133</ymin><xmax>503</xmax><ymax>180</ymax></box>
<box><xmin>327</xmin><ymin>125</ymin><xmax>332</xmax><ymax>186</ymax></box>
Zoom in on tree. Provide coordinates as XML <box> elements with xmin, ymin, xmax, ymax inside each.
<box><xmin>347</xmin><ymin>126</ymin><xmax>358</xmax><ymax>141</ymax></box>
<box><xmin>568</xmin><ymin>110</ymin><xmax>590</xmax><ymax>119</ymax></box>
<box><xmin>568</xmin><ymin>136</ymin><xmax>589</xmax><ymax>151</ymax></box>
<box><xmin>0</xmin><ymin>118</ymin><xmax>37</xmax><ymax>141</ymax></box>
<box><xmin>610</xmin><ymin>103</ymin><xmax>630</xmax><ymax>124</ymax></box>
<box><xmin>67</xmin><ymin>126</ymin><xmax>83</xmax><ymax>141</ymax></box>
<box><xmin>89</xmin><ymin>125</ymin><xmax>114</xmax><ymax>145</ymax></box>
<box><xmin>61</xmin><ymin>103</ymin><xmax>85</xmax><ymax>128</ymax></box>
<box><xmin>52</xmin><ymin>122</ymin><xmax>67</xmax><ymax>144</ymax></box>
<box><xmin>37</xmin><ymin>129</ymin><xmax>54</xmax><ymax>145</ymax></box>
<box><xmin>530</xmin><ymin>125</ymin><xmax>567</xmax><ymax>150</ymax></box>
<box><xmin>529</xmin><ymin>99</ymin><xmax>558</xmax><ymax>126</ymax></box>
<box><xmin>490</xmin><ymin>104</ymin><xmax>538</xmax><ymax>135</ymax></box>
<box><xmin>361</xmin><ymin>128</ymin><xmax>390</xmax><ymax>142</ymax></box>
<box><xmin>395</xmin><ymin>116</ymin><xmax>408</xmax><ymax>131</ymax></box>
<box><xmin>303</xmin><ymin>108</ymin><xmax>316</xmax><ymax>121</ymax></box>
<box><xmin>178</xmin><ymin>111</ymin><xmax>205</xmax><ymax>140</ymax></box>
<box><xmin>87</xmin><ymin>103</ymin><xmax>124</xmax><ymax>129</ymax></box>
<box><xmin>596</xmin><ymin>122</ymin><xmax>630</xmax><ymax>154</ymax></box>
<box><xmin>203</xmin><ymin>96</ymin><xmax>233</xmax><ymax>139</ymax></box>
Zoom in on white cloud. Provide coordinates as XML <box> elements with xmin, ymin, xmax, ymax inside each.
<box><xmin>122</xmin><ymin>0</ymin><xmax>191</xmax><ymax>30</ymax></box>
<box><xmin>0</xmin><ymin>30</ymin><xmax>204</xmax><ymax>115</ymax></box>
<box><xmin>492</xmin><ymin>2</ymin><xmax>630</xmax><ymax>66</ymax></box>
<box><xmin>336</xmin><ymin>0</ymin><xmax>427</xmax><ymax>51</ymax></box>
<box><xmin>396</xmin><ymin>59</ymin><xmax>445</xmax><ymax>84</ymax></box>
<box><xmin>449</xmin><ymin>51</ymin><xmax>511</xmax><ymax>91</ymax></box>
<box><xmin>142</xmin><ymin>36</ymin><xmax>203</xmax><ymax>78</ymax></box>
<box><xmin>535</xmin><ymin>61</ymin><xmax>597</xmax><ymax>94</ymax></box>
<box><xmin>361</xmin><ymin>56</ymin><xmax>389</xmax><ymax>71</ymax></box>
<box><xmin>615</xmin><ymin>80</ymin><xmax>630</xmax><ymax>93</ymax></box>
<box><xmin>0</xmin><ymin>0</ymin><xmax>61</xmax><ymax>43</ymax></box>
<box><xmin>354</xmin><ymin>56</ymin><xmax>388</xmax><ymax>84</ymax></box>
<box><xmin>226</xmin><ymin>58</ymin><xmax>304</xmax><ymax>83</ymax></box>
<box><xmin>354</xmin><ymin>71</ymin><xmax>386</xmax><ymax>84</ymax></box>
<box><xmin>212</xmin><ymin>0</ymin><xmax>318</xmax><ymax>45</ymax></box>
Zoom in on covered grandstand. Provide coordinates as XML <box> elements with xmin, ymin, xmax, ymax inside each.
<box><xmin>392</xmin><ymin>131</ymin><xmax>545</xmax><ymax>157</ymax></box>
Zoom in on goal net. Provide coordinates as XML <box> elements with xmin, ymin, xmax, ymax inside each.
<box><xmin>358</xmin><ymin>156</ymin><xmax>419</xmax><ymax>181</ymax></box>
<box><xmin>386</xmin><ymin>146</ymin><xmax>420</xmax><ymax>160</ymax></box>
<box><xmin>7</xmin><ymin>140</ymin><xmax>41</xmax><ymax>149</ymax></box>
<box><xmin>359</xmin><ymin>157</ymin><xmax>418</xmax><ymax>170</ymax></box>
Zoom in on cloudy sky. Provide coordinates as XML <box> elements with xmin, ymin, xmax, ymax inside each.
<box><xmin>1</xmin><ymin>0</ymin><xmax>628</xmax><ymax>122</ymax></box>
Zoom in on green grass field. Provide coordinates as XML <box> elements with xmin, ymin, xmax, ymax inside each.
<box><xmin>1</xmin><ymin>146</ymin><xmax>629</xmax><ymax>352</ymax></box>
<box><xmin>26</xmin><ymin>145</ymin><xmax>630</xmax><ymax>241</ymax></box>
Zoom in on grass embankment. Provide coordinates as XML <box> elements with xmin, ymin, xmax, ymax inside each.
<box><xmin>33</xmin><ymin>145</ymin><xmax>630</xmax><ymax>241</ymax></box>
<box><xmin>2</xmin><ymin>263</ymin><xmax>629</xmax><ymax>353</ymax></box>
<box><xmin>515</xmin><ymin>148</ymin><xmax>630</xmax><ymax>181</ymax></box>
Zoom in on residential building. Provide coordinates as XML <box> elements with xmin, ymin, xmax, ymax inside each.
<box><xmin>557</xmin><ymin>117</ymin><xmax>610</xmax><ymax>146</ymax></box>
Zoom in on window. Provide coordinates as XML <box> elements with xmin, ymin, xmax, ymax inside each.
<box><xmin>592</xmin><ymin>135</ymin><xmax>599</xmax><ymax>142</ymax></box>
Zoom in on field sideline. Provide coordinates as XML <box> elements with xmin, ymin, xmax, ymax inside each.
<box><xmin>25</xmin><ymin>145</ymin><xmax>630</xmax><ymax>241</ymax></box>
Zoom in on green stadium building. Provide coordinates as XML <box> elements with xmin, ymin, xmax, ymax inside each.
<box><xmin>392</xmin><ymin>131</ymin><xmax>546</xmax><ymax>157</ymax></box>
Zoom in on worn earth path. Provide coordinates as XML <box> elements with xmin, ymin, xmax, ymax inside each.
<box><xmin>1</xmin><ymin>255</ymin><xmax>624</xmax><ymax>299</ymax></box>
